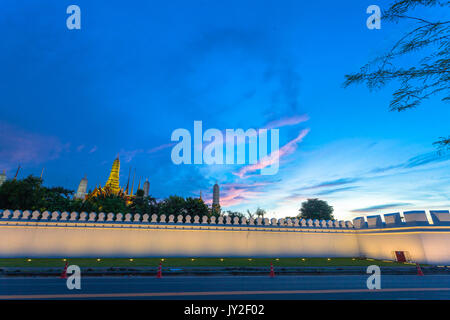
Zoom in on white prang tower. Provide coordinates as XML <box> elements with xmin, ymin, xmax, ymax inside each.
<box><xmin>74</xmin><ymin>175</ymin><xmax>88</xmax><ymax>200</ymax></box>
<box><xmin>0</xmin><ymin>171</ymin><xmax>6</xmax><ymax>187</ymax></box>
<box><xmin>212</xmin><ymin>181</ymin><xmax>220</xmax><ymax>214</ymax></box>
<box><xmin>143</xmin><ymin>179</ymin><xmax>150</xmax><ymax>197</ymax></box>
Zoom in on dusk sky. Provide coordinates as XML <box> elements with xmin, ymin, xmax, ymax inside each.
<box><xmin>1</xmin><ymin>1</ymin><xmax>449</xmax><ymax>221</ymax></box>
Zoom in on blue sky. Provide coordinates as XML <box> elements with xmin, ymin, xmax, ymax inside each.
<box><xmin>0</xmin><ymin>0</ymin><xmax>449</xmax><ymax>220</ymax></box>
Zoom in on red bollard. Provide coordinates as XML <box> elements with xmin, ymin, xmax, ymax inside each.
<box><xmin>270</xmin><ymin>262</ymin><xmax>275</xmax><ymax>278</ymax></box>
<box><xmin>156</xmin><ymin>262</ymin><xmax>162</xmax><ymax>278</ymax></box>
<box><xmin>416</xmin><ymin>263</ymin><xmax>424</xmax><ymax>276</ymax></box>
<box><xmin>60</xmin><ymin>261</ymin><xmax>68</xmax><ymax>279</ymax></box>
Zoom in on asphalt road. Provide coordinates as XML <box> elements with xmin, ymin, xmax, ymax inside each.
<box><xmin>1</xmin><ymin>275</ymin><xmax>449</xmax><ymax>300</ymax></box>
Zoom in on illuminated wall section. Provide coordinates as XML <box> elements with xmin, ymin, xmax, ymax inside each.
<box><xmin>0</xmin><ymin>209</ymin><xmax>449</xmax><ymax>264</ymax></box>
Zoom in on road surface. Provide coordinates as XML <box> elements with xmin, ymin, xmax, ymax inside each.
<box><xmin>1</xmin><ymin>275</ymin><xmax>449</xmax><ymax>299</ymax></box>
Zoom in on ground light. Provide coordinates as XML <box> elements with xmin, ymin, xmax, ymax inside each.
<box><xmin>327</xmin><ymin>258</ymin><xmax>331</xmax><ymax>261</ymax></box>
<box><xmin>275</xmin><ymin>258</ymin><xmax>279</xmax><ymax>261</ymax></box>
<box><xmin>220</xmin><ymin>258</ymin><xmax>224</xmax><ymax>262</ymax></box>
<box><xmin>27</xmin><ymin>259</ymin><xmax>31</xmax><ymax>262</ymax></box>
<box><xmin>301</xmin><ymin>258</ymin><xmax>306</xmax><ymax>261</ymax></box>
<box><xmin>63</xmin><ymin>258</ymin><xmax>67</xmax><ymax>262</ymax></box>
<box><xmin>161</xmin><ymin>258</ymin><xmax>165</xmax><ymax>262</ymax></box>
<box><xmin>97</xmin><ymin>258</ymin><xmax>101</xmax><ymax>262</ymax></box>
<box><xmin>191</xmin><ymin>258</ymin><xmax>195</xmax><ymax>261</ymax></box>
<box><xmin>248</xmin><ymin>258</ymin><xmax>252</xmax><ymax>261</ymax></box>
<box><xmin>129</xmin><ymin>259</ymin><xmax>133</xmax><ymax>262</ymax></box>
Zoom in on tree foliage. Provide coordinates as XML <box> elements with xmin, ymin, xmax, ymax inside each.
<box><xmin>344</xmin><ymin>0</ymin><xmax>449</xmax><ymax>149</ymax></box>
<box><xmin>0</xmin><ymin>176</ymin><xmax>210</xmax><ymax>219</ymax></box>
<box><xmin>0</xmin><ymin>175</ymin><xmax>74</xmax><ymax>212</ymax></box>
<box><xmin>298</xmin><ymin>198</ymin><xmax>334</xmax><ymax>221</ymax></box>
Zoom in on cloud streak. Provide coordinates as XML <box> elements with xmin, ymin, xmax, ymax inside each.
<box><xmin>351</xmin><ymin>203</ymin><xmax>412</xmax><ymax>213</ymax></box>
<box><xmin>234</xmin><ymin>128</ymin><xmax>310</xmax><ymax>178</ymax></box>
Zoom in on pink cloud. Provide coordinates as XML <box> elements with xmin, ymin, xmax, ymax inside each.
<box><xmin>234</xmin><ymin>128</ymin><xmax>310</xmax><ymax>178</ymax></box>
<box><xmin>0</xmin><ymin>122</ymin><xmax>68</xmax><ymax>173</ymax></box>
<box><xmin>200</xmin><ymin>181</ymin><xmax>271</xmax><ymax>208</ymax></box>
<box><xmin>204</xmin><ymin>114</ymin><xmax>310</xmax><ymax>149</ymax></box>
<box><xmin>202</xmin><ymin>186</ymin><xmax>263</xmax><ymax>207</ymax></box>
<box><xmin>264</xmin><ymin>114</ymin><xmax>309</xmax><ymax>129</ymax></box>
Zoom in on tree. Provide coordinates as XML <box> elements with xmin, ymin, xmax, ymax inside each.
<box><xmin>128</xmin><ymin>189</ymin><xmax>159</xmax><ymax>216</ymax></box>
<box><xmin>159</xmin><ymin>195</ymin><xmax>186</xmax><ymax>217</ymax></box>
<box><xmin>344</xmin><ymin>0</ymin><xmax>449</xmax><ymax>150</ymax></box>
<box><xmin>298</xmin><ymin>198</ymin><xmax>334</xmax><ymax>220</ymax></box>
<box><xmin>223</xmin><ymin>210</ymin><xmax>244</xmax><ymax>220</ymax></box>
<box><xmin>255</xmin><ymin>207</ymin><xmax>266</xmax><ymax>218</ymax></box>
<box><xmin>211</xmin><ymin>203</ymin><xmax>221</xmax><ymax>217</ymax></box>
<box><xmin>184</xmin><ymin>197</ymin><xmax>210</xmax><ymax>217</ymax></box>
<box><xmin>0</xmin><ymin>175</ymin><xmax>75</xmax><ymax>212</ymax></box>
<box><xmin>86</xmin><ymin>193</ymin><xmax>128</xmax><ymax>214</ymax></box>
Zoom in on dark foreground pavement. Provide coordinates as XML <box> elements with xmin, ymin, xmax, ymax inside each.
<box><xmin>1</xmin><ymin>275</ymin><xmax>449</xmax><ymax>300</ymax></box>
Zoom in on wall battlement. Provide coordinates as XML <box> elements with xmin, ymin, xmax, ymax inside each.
<box><xmin>2</xmin><ymin>209</ymin><xmax>449</xmax><ymax>229</ymax></box>
<box><xmin>0</xmin><ymin>209</ymin><xmax>356</xmax><ymax>230</ymax></box>
<box><xmin>352</xmin><ymin>210</ymin><xmax>450</xmax><ymax>229</ymax></box>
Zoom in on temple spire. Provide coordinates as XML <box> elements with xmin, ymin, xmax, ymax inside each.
<box><xmin>105</xmin><ymin>156</ymin><xmax>120</xmax><ymax>194</ymax></box>
<box><xmin>125</xmin><ymin>167</ymin><xmax>131</xmax><ymax>195</ymax></box>
<box><xmin>13</xmin><ymin>164</ymin><xmax>20</xmax><ymax>180</ymax></box>
<box><xmin>130</xmin><ymin>168</ymin><xmax>136</xmax><ymax>196</ymax></box>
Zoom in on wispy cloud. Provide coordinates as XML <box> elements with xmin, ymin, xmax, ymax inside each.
<box><xmin>148</xmin><ymin>142</ymin><xmax>176</xmax><ymax>154</ymax></box>
<box><xmin>76</xmin><ymin>145</ymin><xmax>85</xmax><ymax>152</ymax></box>
<box><xmin>0</xmin><ymin>121</ymin><xmax>68</xmax><ymax>172</ymax></box>
<box><xmin>234</xmin><ymin>128</ymin><xmax>310</xmax><ymax>178</ymax></box>
<box><xmin>299</xmin><ymin>177</ymin><xmax>360</xmax><ymax>190</ymax></box>
<box><xmin>370</xmin><ymin>152</ymin><xmax>450</xmax><ymax>174</ymax></box>
<box><xmin>201</xmin><ymin>180</ymin><xmax>271</xmax><ymax>207</ymax></box>
<box><xmin>89</xmin><ymin>146</ymin><xmax>98</xmax><ymax>153</ymax></box>
<box><xmin>264</xmin><ymin>114</ymin><xmax>309</xmax><ymax>130</ymax></box>
<box><xmin>351</xmin><ymin>203</ymin><xmax>412</xmax><ymax>213</ymax></box>
<box><xmin>316</xmin><ymin>186</ymin><xmax>359</xmax><ymax>195</ymax></box>
<box><xmin>120</xmin><ymin>149</ymin><xmax>145</xmax><ymax>163</ymax></box>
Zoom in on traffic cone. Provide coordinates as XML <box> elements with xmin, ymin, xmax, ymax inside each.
<box><xmin>269</xmin><ymin>262</ymin><xmax>275</xmax><ymax>277</ymax></box>
<box><xmin>416</xmin><ymin>263</ymin><xmax>424</xmax><ymax>276</ymax></box>
<box><xmin>156</xmin><ymin>262</ymin><xmax>162</xmax><ymax>278</ymax></box>
<box><xmin>60</xmin><ymin>261</ymin><xmax>68</xmax><ymax>279</ymax></box>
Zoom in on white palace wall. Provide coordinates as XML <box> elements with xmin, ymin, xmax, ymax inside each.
<box><xmin>0</xmin><ymin>209</ymin><xmax>449</xmax><ymax>264</ymax></box>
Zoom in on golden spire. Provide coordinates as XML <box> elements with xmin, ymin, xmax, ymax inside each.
<box><xmin>130</xmin><ymin>168</ymin><xmax>136</xmax><ymax>196</ymax></box>
<box><xmin>138</xmin><ymin>177</ymin><xmax>141</xmax><ymax>191</ymax></box>
<box><xmin>105</xmin><ymin>155</ymin><xmax>120</xmax><ymax>194</ymax></box>
<box><xmin>40</xmin><ymin>168</ymin><xmax>45</xmax><ymax>179</ymax></box>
